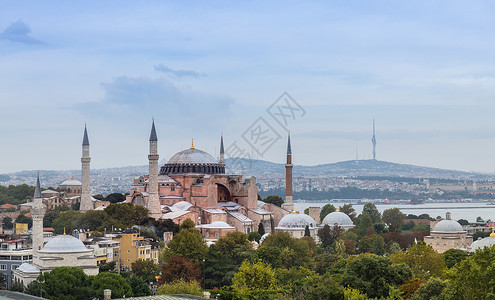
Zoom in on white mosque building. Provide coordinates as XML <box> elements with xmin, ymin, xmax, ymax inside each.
<box><xmin>13</xmin><ymin>174</ymin><xmax>98</xmax><ymax>287</ymax></box>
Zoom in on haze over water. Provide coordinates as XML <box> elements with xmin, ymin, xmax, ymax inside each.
<box><xmin>294</xmin><ymin>201</ymin><xmax>495</xmax><ymax>223</ymax></box>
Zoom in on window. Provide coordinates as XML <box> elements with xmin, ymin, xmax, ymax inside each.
<box><xmin>11</xmin><ymin>265</ymin><xmax>19</xmax><ymax>270</ymax></box>
<box><xmin>0</xmin><ymin>265</ymin><xmax>6</xmax><ymax>270</ymax></box>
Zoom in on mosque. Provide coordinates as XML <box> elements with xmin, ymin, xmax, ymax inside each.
<box><xmin>424</xmin><ymin>212</ymin><xmax>473</xmax><ymax>253</ymax></box>
<box><xmin>13</xmin><ymin>175</ymin><xmax>98</xmax><ymax>287</ymax></box>
<box><xmin>125</xmin><ymin>121</ymin><xmax>292</xmax><ymax>237</ymax></box>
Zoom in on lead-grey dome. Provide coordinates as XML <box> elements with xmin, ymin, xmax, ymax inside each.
<box><xmin>469</xmin><ymin>236</ymin><xmax>495</xmax><ymax>252</ymax></box>
<box><xmin>168</xmin><ymin>148</ymin><xmax>217</xmax><ymax>164</ymax></box>
<box><xmin>322</xmin><ymin>211</ymin><xmax>355</xmax><ymax>229</ymax></box>
<box><xmin>160</xmin><ymin>147</ymin><xmax>225</xmax><ymax>175</ymax></box>
<box><xmin>432</xmin><ymin>219</ymin><xmax>464</xmax><ymax>233</ymax></box>
<box><xmin>39</xmin><ymin>235</ymin><xmax>92</xmax><ymax>253</ymax></box>
<box><xmin>277</xmin><ymin>213</ymin><xmax>317</xmax><ymax>229</ymax></box>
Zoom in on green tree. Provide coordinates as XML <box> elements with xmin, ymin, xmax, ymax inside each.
<box><xmin>383</xmin><ymin>208</ymin><xmax>405</xmax><ymax>232</ymax></box>
<box><xmin>362</xmin><ymin>202</ymin><xmax>382</xmax><ymax>223</ymax></box>
<box><xmin>304</xmin><ymin>225</ymin><xmax>310</xmax><ymax>237</ymax></box>
<box><xmin>298</xmin><ymin>273</ymin><xmax>344</xmax><ymax>300</ymax></box>
<box><xmin>356</xmin><ymin>213</ymin><xmax>373</xmax><ymax>236</ymax></box>
<box><xmin>248</xmin><ymin>231</ymin><xmax>261</xmax><ymax>242</ymax></box>
<box><xmin>131</xmin><ymin>259</ymin><xmax>159</xmax><ymax>283</ymax></box>
<box><xmin>90</xmin><ymin>272</ymin><xmax>133</xmax><ymax>299</ymax></box>
<box><xmin>263</xmin><ymin>195</ymin><xmax>284</xmax><ymax>207</ymax></box>
<box><xmin>341</xmin><ymin>254</ymin><xmax>412</xmax><ymax>298</ymax></box>
<box><xmin>204</xmin><ymin>232</ymin><xmax>256</xmax><ymax>288</ymax></box>
<box><xmin>38</xmin><ymin>267</ymin><xmax>93</xmax><ymax>300</ymax></box>
<box><xmin>104</xmin><ymin>203</ymin><xmax>149</xmax><ymax>227</ymax></box>
<box><xmin>444</xmin><ymin>245</ymin><xmax>495</xmax><ymax>299</ymax></box>
<box><xmin>260</xmin><ymin>231</ymin><xmax>313</xmax><ymax>269</ymax></box>
<box><xmin>443</xmin><ymin>248</ymin><xmax>469</xmax><ymax>269</ymax></box>
<box><xmin>52</xmin><ymin>210</ymin><xmax>82</xmax><ymax>234</ymax></box>
<box><xmin>160</xmin><ymin>228</ymin><xmax>207</xmax><ymax>263</ymax></box>
<box><xmin>128</xmin><ymin>275</ymin><xmax>152</xmax><ymax>297</ymax></box>
<box><xmin>2</xmin><ymin>216</ymin><xmax>13</xmax><ymax>229</ymax></box>
<box><xmin>232</xmin><ymin>259</ymin><xmax>278</xmax><ymax>295</ymax></box>
<box><xmin>105</xmin><ymin>193</ymin><xmax>126</xmax><ymax>203</ymax></box>
<box><xmin>179</xmin><ymin>218</ymin><xmax>196</xmax><ymax>230</ymax></box>
<box><xmin>318</xmin><ymin>224</ymin><xmax>332</xmax><ymax>249</ymax></box>
<box><xmin>43</xmin><ymin>206</ymin><xmax>70</xmax><ymax>227</ymax></box>
<box><xmin>257</xmin><ymin>222</ymin><xmax>265</xmax><ymax>236</ymax></box>
<box><xmin>156</xmin><ymin>279</ymin><xmax>202</xmax><ymax>296</ymax></box>
<box><xmin>74</xmin><ymin>210</ymin><xmax>110</xmax><ymax>231</ymax></box>
<box><xmin>390</xmin><ymin>242</ymin><xmax>444</xmax><ymax>280</ymax></box>
<box><xmin>320</xmin><ymin>204</ymin><xmax>336</xmax><ymax>221</ymax></box>
<box><xmin>340</xmin><ymin>204</ymin><xmax>357</xmax><ymax>222</ymax></box>
<box><xmin>358</xmin><ymin>234</ymin><xmax>385</xmax><ymax>255</ymax></box>
<box><xmin>413</xmin><ymin>222</ymin><xmax>430</xmax><ymax>232</ymax></box>
<box><xmin>99</xmin><ymin>261</ymin><xmax>117</xmax><ymax>273</ymax></box>
<box><xmin>410</xmin><ymin>277</ymin><xmax>446</xmax><ymax>300</ymax></box>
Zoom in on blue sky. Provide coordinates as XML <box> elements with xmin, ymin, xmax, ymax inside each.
<box><xmin>1</xmin><ymin>1</ymin><xmax>495</xmax><ymax>173</ymax></box>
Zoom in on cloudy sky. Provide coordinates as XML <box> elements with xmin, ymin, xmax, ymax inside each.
<box><xmin>1</xmin><ymin>1</ymin><xmax>495</xmax><ymax>173</ymax></box>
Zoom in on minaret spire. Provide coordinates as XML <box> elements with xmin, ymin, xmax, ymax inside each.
<box><xmin>32</xmin><ymin>172</ymin><xmax>46</xmax><ymax>259</ymax></box>
<box><xmin>34</xmin><ymin>172</ymin><xmax>42</xmax><ymax>199</ymax></box>
<box><xmin>148</xmin><ymin>119</ymin><xmax>161</xmax><ymax>219</ymax></box>
<box><xmin>149</xmin><ymin>118</ymin><xmax>158</xmax><ymax>141</ymax></box>
<box><xmin>219</xmin><ymin>132</ymin><xmax>225</xmax><ymax>168</ymax></box>
<box><xmin>371</xmin><ymin>119</ymin><xmax>376</xmax><ymax>160</ymax></box>
<box><xmin>282</xmin><ymin>131</ymin><xmax>294</xmax><ymax>211</ymax></box>
<box><xmin>80</xmin><ymin>124</ymin><xmax>93</xmax><ymax>212</ymax></box>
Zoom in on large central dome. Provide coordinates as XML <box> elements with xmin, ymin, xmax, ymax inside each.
<box><xmin>168</xmin><ymin>148</ymin><xmax>217</xmax><ymax>164</ymax></box>
<box><xmin>160</xmin><ymin>147</ymin><xmax>225</xmax><ymax>175</ymax></box>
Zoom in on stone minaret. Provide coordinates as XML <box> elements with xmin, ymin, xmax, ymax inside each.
<box><xmin>80</xmin><ymin>125</ymin><xmax>93</xmax><ymax>212</ymax></box>
<box><xmin>148</xmin><ymin>120</ymin><xmax>161</xmax><ymax>219</ymax></box>
<box><xmin>372</xmin><ymin>119</ymin><xmax>377</xmax><ymax>160</ymax></box>
<box><xmin>219</xmin><ymin>133</ymin><xmax>225</xmax><ymax>167</ymax></box>
<box><xmin>32</xmin><ymin>173</ymin><xmax>45</xmax><ymax>261</ymax></box>
<box><xmin>282</xmin><ymin>132</ymin><xmax>294</xmax><ymax>211</ymax></box>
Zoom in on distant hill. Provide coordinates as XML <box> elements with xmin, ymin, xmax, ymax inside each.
<box><xmin>1</xmin><ymin>158</ymin><xmax>488</xmax><ymax>196</ymax></box>
<box><xmin>225</xmin><ymin>158</ymin><xmax>484</xmax><ymax>179</ymax></box>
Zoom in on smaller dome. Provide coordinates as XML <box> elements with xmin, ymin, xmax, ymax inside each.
<box><xmin>198</xmin><ymin>221</ymin><xmax>235</xmax><ymax>229</ymax></box>
<box><xmin>16</xmin><ymin>263</ymin><xmax>40</xmax><ymax>273</ymax></box>
<box><xmin>322</xmin><ymin>211</ymin><xmax>354</xmax><ymax>228</ymax></box>
<box><xmin>172</xmin><ymin>201</ymin><xmax>193</xmax><ymax>211</ymax></box>
<box><xmin>39</xmin><ymin>235</ymin><xmax>92</xmax><ymax>253</ymax></box>
<box><xmin>432</xmin><ymin>220</ymin><xmax>464</xmax><ymax>233</ymax></box>
<box><xmin>469</xmin><ymin>236</ymin><xmax>495</xmax><ymax>252</ymax></box>
<box><xmin>277</xmin><ymin>213</ymin><xmax>317</xmax><ymax>229</ymax></box>
<box><xmin>59</xmin><ymin>179</ymin><xmax>82</xmax><ymax>186</ymax></box>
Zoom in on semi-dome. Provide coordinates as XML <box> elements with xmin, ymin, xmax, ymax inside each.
<box><xmin>39</xmin><ymin>235</ymin><xmax>92</xmax><ymax>253</ymax></box>
<box><xmin>277</xmin><ymin>213</ymin><xmax>317</xmax><ymax>229</ymax></box>
<box><xmin>160</xmin><ymin>146</ymin><xmax>225</xmax><ymax>175</ymax></box>
<box><xmin>431</xmin><ymin>220</ymin><xmax>464</xmax><ymax>233</ymax></box>
<box><xmin>322</xmin><ymin>211</ymin><xmax>355</xmax><ymax>229</ymax></box>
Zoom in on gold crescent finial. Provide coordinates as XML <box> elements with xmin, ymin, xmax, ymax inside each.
<box><xmin>491</xmin><ymin>226</ymin><xmax>495</xmax><ymax>237</ymax></box>
<box><xmin>63</xmin><ymin>227</ymin><xmax>66</xmax><ymax>235</ymax></box>
<box><xmin>190</xmin><ymin>138</ymin><xmax>195</xmax><ymax>149</ymax></box>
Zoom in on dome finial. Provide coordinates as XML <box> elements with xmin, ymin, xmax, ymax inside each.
<box><xmin>336</xmin><ymin>207</ymin><xmax>339</xmax><ymax>212</ymax></box>
<box><xmin>63</xmin><ymin>227</ymin><xmax>66</xmax><ymax>235</ymax></box>
<box><xmin>491</xmin><ymin>226</ymin><xmax>495</xmax><ymax>238</ymax></box>
<box><xmin>190</xmin><ymin>138</ymin><xmax>195</xmax><ymax>149</ymax></box>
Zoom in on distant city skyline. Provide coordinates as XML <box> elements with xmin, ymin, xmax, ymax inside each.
<box><xmin>2</xmin><ymin>1</ymin><xmax>495</xmax><ymax>173</ymax></box>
